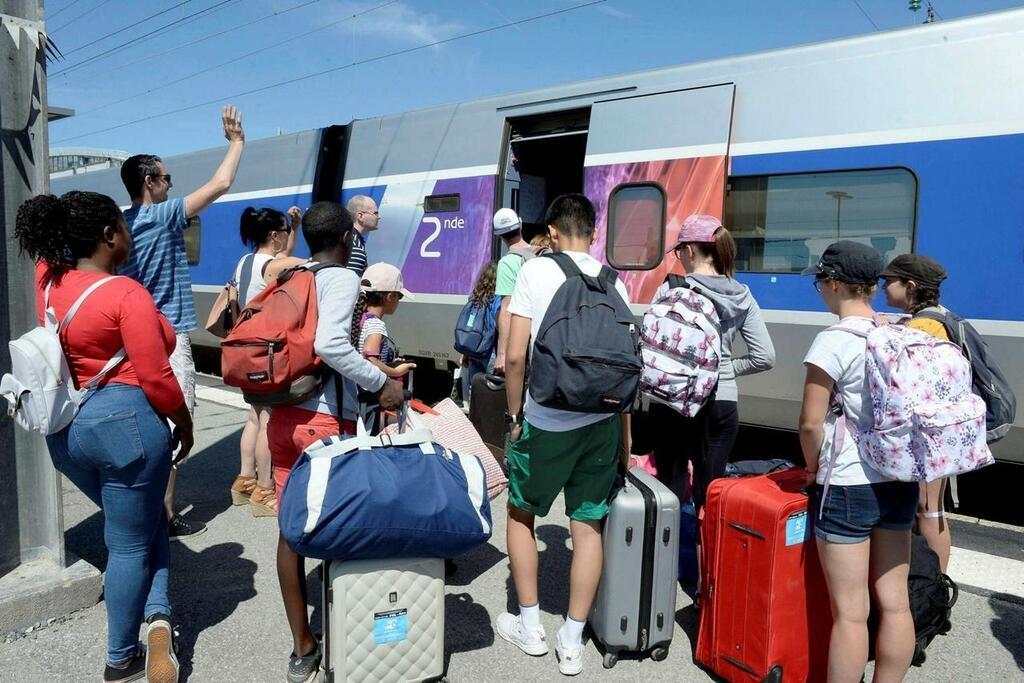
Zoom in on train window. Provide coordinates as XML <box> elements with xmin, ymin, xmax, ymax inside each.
<box><xmin>725</xmin><ymin>168</ymin><xmax>916</xmax><ymax>273</ymax></box>
<box><xmin>607</xmin><ymin>183</ymin><xmax>666</xmax><ymax>270</ymax></box>
<box><xmin>183</xmin><ymin>215</ymin><xmax>201</xmax><ymax>266</ymax></box>
<box><xmin>424</xmin><ymin>193</ymin><xmax>460</xmax><ymax>213</ymax></box>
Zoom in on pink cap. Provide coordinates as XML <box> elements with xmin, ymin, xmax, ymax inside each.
<box><xmin>669</xmin><ymin>214</ymin><xmax>722</xmax><ymax>251</ymax></box>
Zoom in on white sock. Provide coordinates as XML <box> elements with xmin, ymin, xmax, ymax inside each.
<box><xmin>559</xmin><ymin>616</ymin><xmax>585</xmax><ymax>647</ymax></box>
<box><xmin>519</xmin><ymin>603</ymin><xmax>541</xmax><ymax>632</ymax></box>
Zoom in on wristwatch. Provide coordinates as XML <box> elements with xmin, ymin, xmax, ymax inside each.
<box><xmin>504</xmin><ymin>411</ymin><xmax>520</xmax><ymax>426</ymax></box>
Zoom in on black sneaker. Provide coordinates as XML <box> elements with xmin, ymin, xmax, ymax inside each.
<box><xmin>287</xmin><ymin>641</ymin><xmax>322</xmax><ymax>683</ymax></box>
<box><xmin>168</xmin><ymin>514</ymin><xmax>207</xmax><ymax>540</ymax></box>
<box><xmin>103</xmin><ymin>648</ymin><xmax>146</xmax><ymax>682</ymax></box>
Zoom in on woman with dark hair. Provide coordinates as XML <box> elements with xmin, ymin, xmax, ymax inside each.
<box><xmin>800</xmin><ymin>241</ymin><xmax>916</xmax><ymax>682</ymax></box>
<box><xmin>881</xmin><ymin>253</ymin><xmax>953</xmax><ymax>571</ymax></box>
<box><xmin>649</xmin><ymin>215</ymin><xmax>775</xmax><ymax>510</ymax></box>
<box><xmin>15</xmin><ymin>191</ymin><xmax>192</xmax><ymax>683</ymax></box>
<box><xmin>230</xmin><ymin>205</ymin><xmax>305</xmax><ymax>517</ymax></box>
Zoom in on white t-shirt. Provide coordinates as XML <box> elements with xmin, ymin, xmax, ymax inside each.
<box><xmin>508</xmin><ymin>251</ymin><xmax>631</xmax><ymax>433</ymax></box>
<box><xmin>232</xmin><ymin>252</ymin><xmax>275</xmax><ymax>305</ymax></box>
<box><xmin>802</xmin><ymin>316</ymin><xmax>888</xmax><ymax>486</ymax></box>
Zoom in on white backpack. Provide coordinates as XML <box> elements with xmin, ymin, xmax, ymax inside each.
<box><xmin>1</xmin><ymin>276</ymin><xmax>126</xmax><ymax>435</ymax></box>
<box><xmin>824</xmin><ymin>319</ymin><xmax>993</xmax><ymax>504</ymax></box>
<box><xmin>639</xmin><ymin>275</ymin><xmax>722</xmax><ymax>417</ymax></box>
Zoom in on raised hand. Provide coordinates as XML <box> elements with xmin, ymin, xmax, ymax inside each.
<box><xmin>222</xmin><ymin>105</ymin><xmax>244</xmax><ymax>143</ymax></box>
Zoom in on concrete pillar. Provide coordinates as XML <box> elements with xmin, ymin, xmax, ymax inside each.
<box><xmin>0</xmin><ymin>0</ymin><xmax>101</xmax><ymax>635</ymax></box>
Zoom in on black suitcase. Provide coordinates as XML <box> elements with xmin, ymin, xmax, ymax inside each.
<box><xmin>468</xmin><ymin>373</ymin><xmax>507</xmax><ymax>464</ymax></box>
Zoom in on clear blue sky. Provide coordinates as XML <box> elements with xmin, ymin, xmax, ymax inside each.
<box><xmin>45</xmin><ymin>0</ymin><xmax>1024</xmax><ymax>155</ymax></box>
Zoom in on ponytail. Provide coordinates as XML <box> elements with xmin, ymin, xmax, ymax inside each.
<box><xmin>239</xmin><ymin>206</ymin><xmax>287</xmax><ymax>248</ymax></box>
<box><xmin>350</xmin><ymin>291</ymin><xmax>369</xmax><ymax>348</ymax></box>
<box><xmin>690</xmin><ymin>227</ymin><xmax>737</xmax><ymax>278</ymax></box>
<box><xmin>15</xmin><ymin>191</ymin><xmax>122</xmax><ymax>275</ymax></box>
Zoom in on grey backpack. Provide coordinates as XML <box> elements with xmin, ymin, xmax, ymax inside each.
<box><xmin>917</xmin><ymin>307</ymin><xmax>1017</xmax><ymax>442</ymax></box>
<box><xmin>528</xmin><ymin>253</ymin><xmax>642</xmax><ymax>413</ymax></box>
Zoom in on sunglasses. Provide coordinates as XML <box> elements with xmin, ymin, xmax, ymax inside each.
<box><xmin>148</xmin><ymin>174</ymin><xmax>172</xmax><ymax>184</ymax></box>
<box><xmin>813</xmin><ymin>275</ymin><xmax>828</xmax><ymax>293</ymax></box>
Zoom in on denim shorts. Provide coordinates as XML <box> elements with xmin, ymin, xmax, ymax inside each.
<box><xmin>814</xmin><ymin>481</ymin><xmax>919</xmax><ymax>544</ymax></box>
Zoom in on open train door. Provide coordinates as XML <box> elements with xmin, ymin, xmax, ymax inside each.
<box><xmin>583</xmin><ymin>83</ymin><xmax>735</xmax><ymax>304</ymax></box>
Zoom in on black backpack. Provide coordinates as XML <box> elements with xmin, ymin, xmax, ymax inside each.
<box><xmin>916</xmin><ymin>307</ymin><xmax>1017</xmax><ymax>442</ymax></box>
<box><xmin>869</xmin><ymin>534</ymin><xmax>957</xmax><ymax>666</ymax></box>
<box><xmin>528</xmin><ymin>253</ymin><xmax>642</xmax><ymax>413</ymax></box>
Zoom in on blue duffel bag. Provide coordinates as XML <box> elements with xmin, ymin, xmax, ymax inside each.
<box><xmin>278</xmin><ymin>416</ymin><xmax>492</xmax><ymax>560</ymax></box>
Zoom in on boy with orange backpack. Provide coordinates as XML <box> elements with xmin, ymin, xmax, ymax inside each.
<box><xmin>222</xmin><ymin>201</ymin><xmax>404</xmax><ymax>681</ymax></box>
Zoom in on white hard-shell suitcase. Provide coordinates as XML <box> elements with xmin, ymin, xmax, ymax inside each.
<box><xmin>322</xmin><ymin>557</ymin><xmax>445</xmax><ymax>682</ymax></box>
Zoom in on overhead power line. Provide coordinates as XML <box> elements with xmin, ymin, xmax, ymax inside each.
<box><xmin>51</xmin><ymin>0</ymin><xmax>237</xmax><ymax>78</ymax></box>
<box><xmin>53</xmin><ymin>0</ymin><xmax>609</xmax><ymax>145</ymax></box>
<box><xmin>61</xmin><ymin>1</ymin><xmax>195</xmax><ymax>57</ymax></box>
<box><xmin>71</xmin><ymin>0</ymin><xmax>326</xmax><ymax>80</ymax></box>
<box><xmin>49</xmin><ymin>0</ymin><xmax>115</xmax><ymax>34</ymax></box>
<box><xmin>48</xmin><ymin>0</ymin><xmax>90</xmax><ymax>22</ymax></box>
<box><xmin>74</xmin><ymin>0</ymin><xmax>399</xmax><ymax>118</ymax></box>
<box><xmin>850</xmin><ymin>0</ymin><xmax>880</xmax><ymax>31</ymax></box>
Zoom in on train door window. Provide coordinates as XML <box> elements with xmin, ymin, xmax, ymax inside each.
<box><xmin>725</xmin><ymin>168</ymin><xmax>916</xmax><ymax>273</ymax></box>
<box><xmin>183</xmin><ymin>215</ymin><xmax>201</xmax><ymax>266</ymax></box>
<box><xmin>607</xmin><ymin>183</ymin><xmax>666</xmax><ymax>270</ymax></box>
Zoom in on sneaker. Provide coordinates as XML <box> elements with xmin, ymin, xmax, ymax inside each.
<box><xmin>496</xmin><ymin>612</ymin><xmax>548</xmax><ymax>656</ymax></box>
<box><xmin>145</xmin><ymin>615</ymin><xmax>179</xmax><ymax>683</ymax></box>
<box><xmin>555</xmin><ymin>636</ymin><xmax>584</xmax><ymax>676</ymax></box>
<box><xmin>287</xmin><ymin>641</ymin><xmax>322</xmax><ymax>683</ymax></box>
<box><xmin>168</xmin><ymin>514</ymin><xmax>206</xmax><ymax>540</ymax></box>
<box><xmin>103</xmin><ymin>648</ymin><xmax>146</xmax><ymax>682</ymax></box>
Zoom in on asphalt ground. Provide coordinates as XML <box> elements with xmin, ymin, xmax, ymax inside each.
<box><xmin>0</xmin><ymin>396</ymin><xmax>1022</xmax><ymax>682</ymax></box>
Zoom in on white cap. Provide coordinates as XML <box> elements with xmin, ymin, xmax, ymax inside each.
<box><xmin>361</xmin><ymin>262</ymin><xmax>412</xmax><ymax>299</ymax></box>
<box><xmin>492</xmin><ymin>208</ymin><xmax>522</xmax><ymax>236</ymax></box>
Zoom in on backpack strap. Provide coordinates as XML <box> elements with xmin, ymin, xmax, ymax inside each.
<box><xmin>665</xmin><ymin>273</ymin><xmax>687</xmax><ymax>290</ymax></box>
<box><xmin>50</xmin><ymin>276</ymin><xmax>128</xmax><ymax>388</ymax></box>
<box><xmin>238</xmin><ymin>253</ymin><xmax>256</xmax><ymax>302</ymax></box>
<box><xmin>544</xmin><ymin>252</ymin><xmax>583</xmax><ymax>279</ymax></box>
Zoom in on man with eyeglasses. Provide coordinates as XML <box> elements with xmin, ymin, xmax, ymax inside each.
<box><xmin>118</xmin><ymin>105</ymin><xmax>246</xmax><ymax>539</ymax></box>
<box><xmin>344</xmin><ymin>194</ymin><xmax>380</xmax><ymax>277</ymax></box>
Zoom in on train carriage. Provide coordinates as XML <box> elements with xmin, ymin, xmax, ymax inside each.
<box><xmin>52</xmin><ymin>9</ymin><xmax>1024</xmax><ymax>463</ymax></box>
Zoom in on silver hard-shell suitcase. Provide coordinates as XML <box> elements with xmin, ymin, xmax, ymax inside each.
<box><xmin>589</xmin><ymin>467</ymin><xmax>680</xmax><ymax>669</ymax></box>
<box><xmin>322</xmin><ymin>557</ymin><xmax>445</xmax><ymax>682</ymax></box>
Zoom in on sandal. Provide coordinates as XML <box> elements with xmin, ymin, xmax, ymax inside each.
<box><xmin>250</xmin><ymin>484</ymin><xmax>278</xmax><ymax>517</ymax></box>
<box><xmin>230</xmin><ymin>475</ymin><xmax>257</xmax><ymax>506</ymax></box>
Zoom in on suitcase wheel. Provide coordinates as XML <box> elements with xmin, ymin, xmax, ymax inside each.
<box><xmin>650</xmin><ymin>646</ymin><xmax>669</xmax><ymax>662</ymax></box>
<box><xmin>602</xmin><ymin>652</ymin><xmax>618</xmax><ymax>669</ymax></box>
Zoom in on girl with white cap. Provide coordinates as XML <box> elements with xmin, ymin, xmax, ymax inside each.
<box><xmin>351</xmin><ymin>262</ymin><xmax>416</xmax><ymax>431</ymax></box>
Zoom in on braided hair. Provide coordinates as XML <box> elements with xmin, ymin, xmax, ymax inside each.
<box><xmin>349</xmin><ymin>287</ymin><xmax>387</xmax><ymax>349</ymax></box>
<box><xmin>14</xmin><ymin>191</ymin><xmax>122</xmax><ymax>282</ymax></box>
<box><xmin>907</xmin><ymin>281</ymin><xmax>941</xmax><ymax>315</ymax></box>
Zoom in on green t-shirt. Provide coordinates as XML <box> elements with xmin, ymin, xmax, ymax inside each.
<box><xmin>495</xmin><ymin>251</ymin><xmax>525</xmax><ymax>297</ymax></box>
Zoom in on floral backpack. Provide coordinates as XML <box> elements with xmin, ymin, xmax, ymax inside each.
<box><xmin>826</xmin><ymin>318</ymin><xmax>994</xmax><ymax>489</ymax></box>
<box><xmin>639</xmin><ymin>275</ymin><xmax>722</xmax><ymax>417</ymax></box>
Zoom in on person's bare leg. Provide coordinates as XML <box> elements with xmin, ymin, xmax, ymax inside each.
<box><xmin>276</xmin><ymin>532</ymin><xmax>317</xmax><ymax>656</ymax></box>
<box><xmin>817</xmin><ymin>537</ymin><xmax>872</xmax><ymax>683</ymax></box>
<box><xmin>163</xmin><ymin>470</ymin><xmax>176</xmax><ymax>520</ymax></box>
<box><xmin>238</xmin><ymin>406</ymin><xmax>259</xmax><ymax>479</ymax></box>
<box><xmin>916</xmin><ymin>479</ymin><xmax>950</xmax><ymax>572</ymax></box>
<box><xmin>507</xmin><ymin>503</ymin><xmax>538</xmax><ymax>607</ymax></box>
<box><xmin>255</xmin><ymin>407</ymin><xmax>274</xmax><ymax>489</ymax></box>
<box><xmin>566</xmin><ymin>519</ymin><xmax>602</xmax><ymax>621</ymax></box>
<box><xmin>870</xmin><ymin>528</ymin><xmax>915</xmax><ymax>683</ymax></box>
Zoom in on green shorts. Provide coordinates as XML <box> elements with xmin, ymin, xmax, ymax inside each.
<box><xmin>506</xmin><ymin>416</ymin><xmax>620</xmax><ymax>522</ymax></box>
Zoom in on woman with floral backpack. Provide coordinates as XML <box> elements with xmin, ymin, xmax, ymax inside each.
<box><xmin>647</xmin><ymin>215</ymin><xmax>775</xmax><ymax>510</ymax></box>
<box><xmin>800</xmin><ymin>241</ymin><xmax>918</xmax><ymax>682</ymax></box>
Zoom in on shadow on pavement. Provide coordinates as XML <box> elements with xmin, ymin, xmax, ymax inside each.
<box><xmin>443</xmin><ymin>592</ymin><xmax>494</xmax><ymax>675</ymax></box>
<box><xmin>504</xmin><ymin>524</ymin><xmax>572</xmax><ymax>618</ymax></box>
<box><xmin>988</xmin><ymin>593</ymin><xmax>1024</xmax><ymax>671</ymax></box>
<box><xmin>446</xmin><ymin>540</ymin><xmax>506</xmax><ymax>588</ymax></box>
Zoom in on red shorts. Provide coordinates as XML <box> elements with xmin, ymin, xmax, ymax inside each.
<box><xmin>267</xmin><ymin>407</ymin><xmax>355</xmax><ymax>496</ymax></box>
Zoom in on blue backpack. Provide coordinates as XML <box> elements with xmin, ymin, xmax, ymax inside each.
<box><xmin>454</xmin><ymin>297</ymin><xmax>498</xmax><ymax>359</ymax></box>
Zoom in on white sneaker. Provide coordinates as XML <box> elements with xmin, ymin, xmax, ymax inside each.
<box><xmin>496</xmin><ymin>612</ymin><xmax>549</xmax><ymax>656</ymax></box>
<box><xmin>555</xmin><ymin>636</ymin><xmax>584</xmax><ymax>676</ymax></box>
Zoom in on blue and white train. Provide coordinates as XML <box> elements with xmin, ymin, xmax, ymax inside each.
<box><xmin>53</xmin><ymin>9</ymin><xmax>1024</xmax><ymax>463</ymax></box>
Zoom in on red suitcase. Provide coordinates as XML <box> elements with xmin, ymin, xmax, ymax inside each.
<box><xmin>696</xmin><ymin>470</ymin><xmax>832</xmax><ymax>683</ymax></box>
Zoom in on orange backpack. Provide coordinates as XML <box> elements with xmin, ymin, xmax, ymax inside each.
<box><xmin>221</xmin><ymin>263</ymin><xmax>342</xmax><ymax>406</ymax></box>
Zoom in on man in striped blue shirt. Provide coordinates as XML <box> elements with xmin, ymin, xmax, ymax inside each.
<box><xmin>119</xmin><ymin>105</ymin><xmax>246</xmax><ymax>539</ymax></box>
<box><xmin>345</xmin><ymin>194</ymin><xmax>379</xmax><ymax>277</ymax></box>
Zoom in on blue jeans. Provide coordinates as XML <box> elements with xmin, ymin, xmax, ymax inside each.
<box><xmin>45</xmin><ymin>383</ymin><xmax>173</xmax><ymax>665</ymax></box>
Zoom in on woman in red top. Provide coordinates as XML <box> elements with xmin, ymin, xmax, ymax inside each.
<box><xmin>15</xmin><ymin>191</ymin><xmax>193</xmax><ymax>683</ymax></box>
